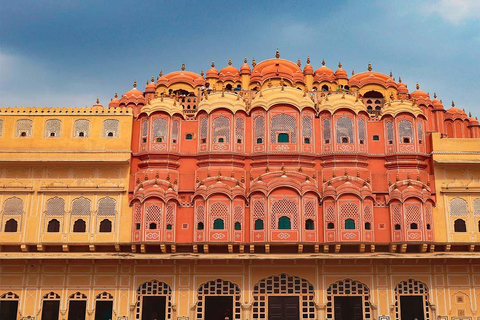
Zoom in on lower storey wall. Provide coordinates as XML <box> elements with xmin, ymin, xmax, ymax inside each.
<box><xmin>1</xmin><ymin>258</ymin><xmax>479</xmax><ymax>319</ymax></box>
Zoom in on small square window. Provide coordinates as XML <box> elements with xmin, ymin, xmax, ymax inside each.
<box><xmin>256</xmin><ymin>138</ymin><xmax>262</xmax><ymax>144</ymax></box>
<box><xmin>185</xmin><ymin>133</ymin><xmax>193</xmax><ymax>140</ymax></box>
<box><xmin>79</xmin><ymin>132</ymin><xmax>85</xmax><ymax>137</ymax></box>
<box><xmin>325</xmin><ymin>139</ymin><xmax>330</xmax><ymax>144</ymax></box>
<box><xmin>50</xmin><ymin>132</ymin><xmax>56</xmax><ymax>137</ymax></box>
<box><xmin>201</xmin><ymin>138</ymin><xmax>206</xmax><ymax>143</ymax></box>
<box><xmin>388</xmin><ymin>140</ymin><xmax>393</xmax><ymax>144</ymax></box>
<box><xmin>143</xmin><ymin>138</ymin><xmax>147</xmax><ymax>143</ymax></box>
<box><xmin>341</xmin><ymin>137</ymin><xmax>348</xmax><ymax>143</ymax></box>
<box><xmin>419</xmin><ymin>140</ymin><xmax>422</xmax><ymax>144</ymax></box>
<box><xmin>136</xmin><ymin>223</ymin><xmax>140</xmax><ymax>230</ymax></box>
<box><xmin>237</xmin><ymin>139</ymin><xmax>242</xmax><ymax>143</ymax></box>
<box><xmin>304</xmin><ymin>137</ymin><xmax>310</xmax><ymax>144</ymax></box>
<box><xmin>373</xmin><ymin>135</ymin><xmax>380</xmax><ymax>141</ymax></box>
<box><xmin>156</xmin><ymin>137</ymin><xmax>162</xmax><ymax>142</ymax></box>
<box><xmin>182</xmin><ymin>223</ymin><xmax>188</xmax><ymax>229</ymax></box>
<box><xmin>172</xmin><ymin>139</ymin><xmax>177</xmax><ymax>144</ymax></box>
<box><xmin>359</xmin><ymin>140</ymin><xmax>364</xmax><ymax>144</ymax></box>
<box><xmin>403</xmin><ymin>137</ymin><xmax>410</xmax><ymax>143</ymax></box>
<box><xmin>107</xmin><ymin>132</ymin><xmax>114</xmax><ymax>137</ymax></box>
<box><xmin>20</xmin><ymin>132</ymin><xmax>27</xmax><ymax>137</ymax></box>
<box><xmin>218</xmin><ymin>137</ymin><xmax>224</xmax><ymax>143</ymax></box>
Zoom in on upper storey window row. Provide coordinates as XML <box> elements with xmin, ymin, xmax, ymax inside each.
<box><xmin>10</xmin><ymin>119</ymin><xmax>119</xmax><ymax>138</ymax></box>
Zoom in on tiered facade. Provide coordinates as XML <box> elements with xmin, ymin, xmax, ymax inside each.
<box><xmin>1</xmin><ymin>52</ymin><xmax>479</xmax><ymax>320</ymax></box>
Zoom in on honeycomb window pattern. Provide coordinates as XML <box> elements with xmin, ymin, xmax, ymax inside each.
<box><xmin>394</xmin><ymin>279</ymin><xmax>431</xmax><ymax>320</ymax></box>
<box><xmin>196</xmin><ymin>279</ymin><xmax>241</xmax><ymax>320</ymax></box>
<box><xmin>326</xmin><ymin>279</ymin><xmax>371</xmax><ymax>319</ymax></box>
<box><xmin>135</xmin><ymin>280</ymin><xmax>172</xmax><ymax>320</ymax></box>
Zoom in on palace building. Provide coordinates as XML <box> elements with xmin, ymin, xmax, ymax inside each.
<box><xmin>1</xmin><ymin>51</ymin><xmax>480</xmax><ymax>320</ymax></box>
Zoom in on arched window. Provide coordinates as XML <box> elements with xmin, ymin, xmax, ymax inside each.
<box><xmin>149</xmin><ymin>222</ymin><xmax>157</xmax><ymax>229</ymax></box>
<box><xmin>99</xmin><ymin>219</ymin><xmax>112</xmax><ymax>233</ymax></box>
<box><xmin>234</xmin><ymin>222</ymin><xmax>241</xmax><ymax>230</ymax></box>
<box><xmin>103</xmin><ymin>119</ymin><xmax>119</xmax><ymax>138</ymax></box>
<box><xmin>16</xmin><ymin>119</ymin><xmax>33</xmax><ymax>137</ymax></box>
<box><xmin>278</xmin><ymin>133</ymin><xmax>289</xmax><ymax>143</ymax></box>
<box><xmin>213</xmin><ymin>116</ymin><xmax>230</xmax><ymax>143</ymax></box>
<box><xmin>386</xmin><ymin>121</ymin><xmax>394</xmax><ymax>144</ymax></box>
<box><xmin>152</xmin><ymin>118</ymin><xmax>168</xmax><ymax>142</ymax></box>
<box><xmin>255</xmin><ymin>115</ymin><xmax>265</xmax><ymax>145</ymax></box>
<box><xmin>98</xmin><ymin>197</ymin><xmax>116</xmax><ymax>216</ymax></box>
<box><xmin>45</xmin><ymin>119</ymin><xmax>61</xmax><ymax>138</ymax></box>
<box><xmin>345</xmin><ymin>218</ymin><xmax>355</xmax><ymax>230</ymax></box>
<box><xmin>327</xmin><ymin>222</ymin><xmax>335</xmax><ymax>229</ymax></box>
<box><xmin>322</xmin><ymin>85</ymin><xmax>329</xmax><ymax>92</ymax></box>
<box><xmin>47</xmin><ymin>219</ymin><xmax>60</xmax><ymax>232</ymax></box>
<box><xmin>73</xmin><ymin>219</ymin><xmax>86</xmax><ymax>232</ymax></box>
<box><xmin>185</xmin><ymin>133</ymin><xmax>193</xmax><ymax>140</ymax></box>
<box><xmin>270</xmin><ymin>114</ymin><xmax>296</xmax><ymax>143</ymax></box>
<box><xmin>166</xmin><ymin>224</ymin><xmax>172</xmax><ymax>230</ymax></box>
<box><xmin>256</xmin><ymin>138</ymin><xmax>262</xmax><ymax>144</ymax></box>
<box><xmin>410</xmin><ymin>222</ymin><xmax>418</xmax><ymax>230</ymax></box>
<box><xmin>4</xmin><ymin>219</ymin><xmax>18</xmax><ymax>232</ymax></box>
<box><xmin>305</xmin><ymin>219</ymin><xmax>314</xmax><ymax>230</ymax></box>
<box><xmin>454</xmin><ymin>219</ymin><xmax>466</xmax><ymax>232</ymax></box>
<box><xmin>74</xmin><ymin>119</ymin><xmax>89</xmax><ymax>137</ymax></box>
<box><xmin>395</xmin><ymin>224</ymin><xmax>401</xmax><ymax>230</ymax></box>
<box><xmin>197</xmin><ymin>222</ymin><xmax>204</xmax><ymax>230</ymax></box>
<box><xmin>200</xmin><ymin>118</ymin><xmax>208</xmax><ymax>143</ymax></box>
<box><xmin>278</xmin><ymin>216</ymin><xmax>291</xmax><ymax>230</ymax></box>
<box><xmin>254</xmin><ymin>219</ymin><xmax>264</xmax><ymax>230</ymax></box>
<box><xmin>213</xmin><ymin>219</ymin><xmax>224</xmax><ymax>230</ymax></box>
<box><xmin>323</xmin><ymin>118</ymin><xmax>331</xmax><ymax>143</ymax></box>
<box><xmin>302</xmin><ymin>115</ymin><xmax>312</xmax><ymax>143</ymax></box>
<box><xmin>398</xmin><ymin>120</ymin><xmax>413</xmax><ymax>143</ymax></box>
<box><xmin>71</xmin><ymin>197</ymin><xmax>91</xmax><ymax>216</ymax></box>
<box><xmin>336</xmin><ymin>116</ymin><xmax>354</xmax><ymax>144</ymax></box>
<box><xmin>358</xmin><ymin>118</ymin><xmax>365</xmax><ymax>143</ymax></box>
<box><xmin>365</xmin><ymin>222</ymin><xmax>371</xmax><ymax>230</ymax></box>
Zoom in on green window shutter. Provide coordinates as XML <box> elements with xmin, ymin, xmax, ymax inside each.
<box><xmin>278</xmin><ymin>216</ymin><xmax>291</xmax><ymax>230</ymax></box>
<box><xmin>213</xmin><ymin>219</ymin><xmax>224</xmax><ymax>230</ymax></box>
<box><xmin>345</xmin><ymin>219</ymin><xmax>355</xmax><ymax>230</ymax></box>
<box><xmin>278</xmin><ymin>133</ymin><xmax>289</xmax><ymax>143</ymax></box>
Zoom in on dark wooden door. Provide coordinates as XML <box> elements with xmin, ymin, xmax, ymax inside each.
<box><xmin>141</xmin><ymin>296</ymin><xmax>166</xmax><ymax>320</ymax></box>
<box><xmin>205</xmin><ymin>296</ymin><xmax>233</xmax><ymax>320</ymax></box>
<box><xmin>334</xmin><ymin>296</ymin><xmax>363</xmax><ymax>320</ymax></box>
<box><xmin>268</xmin><ymin>296</ymin><xmax>299</xmax><ymax>320</ymax></box>
<box><xmin>400</xmin><ymin>296</ymin><xmax>425</xmax><ymax>320</ymax></box>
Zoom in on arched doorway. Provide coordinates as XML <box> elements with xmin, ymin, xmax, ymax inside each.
<box><xmin>395</xmin><ymin>279</ymin><xmax>431</xmax><ymax>320</ymax></box>
<box><xmin>196</xmin><ymin>279</ymin><xmax>241</xmax><ymax>320</ymax></box>
<box><xmin>135</xmin><ymin>280</ymin><xmax>172</xmax><ymax>320</ymax></box>
<box><xmin>252</xmin><ymin>273</ymin><xmax>315</xmax><ymax>319</ymax></box>
<box><xmin>326</xmin><ymin>279</ymin><xmax>371</xmax><ymax>320</ymax></box>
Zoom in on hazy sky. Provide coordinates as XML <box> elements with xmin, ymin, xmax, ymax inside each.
<box><xmin>1</xmin><ymin>0</ymin><xmax>479</xmax><ymax>115</ymax></box>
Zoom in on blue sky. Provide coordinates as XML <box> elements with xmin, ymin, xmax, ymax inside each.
<box><xmin>1</xmin><ymin>0</ymin><xmax>479</xmax><ymax>116</ymax></box>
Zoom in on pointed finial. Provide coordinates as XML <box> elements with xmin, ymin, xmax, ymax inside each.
<box><xmin>322</xmin><ymin>59</ymin><xmax>326</xmax><ymax>66</ymax></box>
<box><xmin>228</xmin><ymin>58</ymin><xmax>232</xmax><ymax>66</ymax></box>
<box><xmin>200</xmin><ymin>70</ymin><xmax>204</xmax><ymax>77</ymax></box>
<box><xmin>338</xmin><ymin>62</ymin><xmax>342</xmax><ymax>68</ymax></box>
<box><xmin>389</xmin><ymin>71</ymin><xmax>393</xmax><ymax>78</ymax></box>
<box><xmin>469</xmin><ymin>112</ymin><xmax>472</xmax><ymax>117</ymax></box>
<box><xmin>352</xmin><ymin>69</ymin><xmax>355</xmax><ymax>75</ymax></box>
<box><xmin>211</xmin><ymin>61</ymin><xmax>215</xmax><ymax>68</ymax></box>
<box><xmin>398</xmin><ymin>77</ymin><xmax>402</xmax><ymax>83</ymax></box>
<box><xmin>306</xmin><ymin>56</ymin><xmax>310</xmax><ymax>64</ymax></box>
<box><xmin>114</xmin><ymin>92</ymin><xmax>118</xmax><ymax>98</ymax></box>
<box><xmin>159</xmin><ymin>70</ymin><xmax>163</xmax><ymax>77</ymax></box>
<box><xmin>244</xmin><ymin>57</ymin><xmax>247</xmax><ymax>63</ymax></box>
<box><xmin>252</xmin><ymin>57</ymin><xmax>256</xmax><ymax>67</ymax></box>
<box><xmin>275</xmin><ymin>49</ymin><xmax>280</xmax><ymax>58</ymax></box>
<box><xmin>133</xmin><ymin>80</ymin><xmax>137</xmax><ymax>88</ymax></box>
<box><xmin>151</xmin><ymin>76</ymin><xmax>154</xmax><ymax>82</ymax></box>
<box><xmin>181</xmin><ymin>63</ymin><xmax>185</xmax><ymax>71</ymax></box>
<box><xmin>434</xmin><ymin>92</ymin><xmax>437</xmax><ymax>99</ymax></box>
<box><xmin>368</xmin><ymin>62</ymin><xmax>372</xmax><ymax>71</ymax></box>
<box><xmin>297</xmin><ymin>58</ymin><xmax>301</xmax><ymax>67</ymax></box>
<box><xmin>416</xmin><ymin>82</ymin><xmax>419</xmax><ymax>90</ymax></box>
<box><xmin>452</xmin><ymin>101</ymin><xmax>455</xmax><ymax>107</ymax></box>
<box><xmin>96</xmin><ymin>97</ymin><xmax>99</xmax><ymax>104</ymax></box>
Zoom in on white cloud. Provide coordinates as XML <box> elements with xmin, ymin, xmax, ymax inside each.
<box><xmin>421</xmin><ymin>0</ymin><xmax>480</xmax><ymax>25</ymax></box>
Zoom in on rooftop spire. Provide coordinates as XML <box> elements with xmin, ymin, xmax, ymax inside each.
<box><xmin>252</xmin><ymin>57</ymin><xmax>256</xmax><ymax>67</ymax></box>
<box><xmin>159</xmin><ymin>70</ymin><xmax>163</xmax><ymax>77</ymax></box>
<box><xmin>114</xmin><ymin>92</ymin><xmax>118</xmax><ymax>98</ymax></box>
<box><xmin>181</xmin><ymin>63</ymin><xmax>185</xmax><ymax>71</ymax></box>
<box><xmin>352</xmin><ymin>69</ymin><xmax>355</xmax><ymax>75</ymax></box>
<box><xmin>244</xmin><ymin>57</ymin><xmax>247</xmax><ymax>63</ymax></box>
<box><xmin>322</xmin><ymin>59</ymin><xmax>326</xmax><ymax>66</ymax></box>
<box><xmin>297</xmin><ymin>58</ymin><xmax>301</xmax><ymax>67</ymax></box>
<box><xmin>368</xmin><ymin>62</ymin><xmax>372</xmax><ymax>71</ymax></box>
<box><xmin>151</xmin><ymin>76</ymin><xmax>154</xmax><ymax>82</ymax></box>
<box><xmin>275</xmin><ymin>49</ymin><xmax>280</xmax><ymax>58</ymax></box>
<box><xmin>389</xmin><ymin>71</ymin><xmax>393</xmax><ymax>77</ymax></box>
<box><xmin>452</xmin><ymin>100</ymin><xmax>455</xmax><ymax>107</ymax></box>
<box><xmin>211</xmin><ymin>61</ymin><xmax>215</xmax><ymax>68</ymax></box>
<box><xmin>306</xmin><ymin>56</ymin><xmax>310</xmax><ymax>64</ymax></box>
<box><xmin>133</xmin><ymin>80</ymin><xmax>137</xmax><ymax>88</ymax></box>
<box><xmin>338</xmin><ymin>62</ymin><xmax>342</xmax><ymax>68</ymax></box>
<box><xmin>398</xmin><ymin>77</ymin><xmax>402</xmax><ymax>83</ymax></box>
<box><xmin>416</xmin><ymin>82</ymin><xmax>419</xmax><ymax>90</ymax></box>
<box><xmin>200</xmin><ymin>70</ymin><xmax>204</xmax><ymax>77</ymax></box>
<box><xmin>96</xmin><ymin>97</ymin><xmax>99</xmax><ymax>104</ymax></box>
<box><xmin>228</xmin><ymin>58</ymin><xmax>232</xmax><ymax>66</ymax></box>
<box><xmin>434</xmin><ymin>92</ymin><xmax>437</xmax><ymax>99</ymax></box>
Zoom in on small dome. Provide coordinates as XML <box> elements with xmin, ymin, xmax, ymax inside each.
<box><xmin>397</xmin><ymin>77</ymin><xmax>408</xmax><ymax>94</ymax></box>
<box><xmin>108</xmin><ymin>93</ymin><xmax>120</xmax><ymax>108</ymax></box>
<box><xmin>240</xmin><ymin>57</ymin><xmax>251</xmax><ymax>74</ymax></box>
<box><xmin>334</xmin><ymin>62</ymin><xmax>348</xmax><ymax>80</ymax></box>
<box><xmin>157</xmin><ymin>65</ymin><xmax>206</xmax><ymax>87</ymax></box>
<box><xmin>303</xmin><ymin>57</ymin><xmax>313</xmax><ymax>75</ymax></box>
<box><xmin>468</xmin><ymin>117</ymin><xmax>479</xmax><ymax>125</ymax></box>
<box><xmin>314</xmin><ymin>60</ymin><xmax>335</xmax><ymax>82</ymax></box>
<box><xmin>410</xmin><ymin>83</ymin><xmax>429</xmax><ymax>99</ymax></box>
<box><xmin>250</xmin><ymin>55</ymin><xmax>303</xmax><ymax>84</ymax></box>
<box><xmin>119</xmin><ymin>81</ymin><xmax>146</xmax><ymax>105</ymax></box>
<box><xmin>145</xmin><ymin>77</ymin><xmax>156</xmax><ymax>93</ymax></box>
<box><xmin>431</xmin><ymin>93</ymin><xmax>444</xmax><ymax>109</ymax></box>
<box><xmin>219</xmin><ymin>59</ymin><xmax>240</xmax><ymax>82</ymax></box>
<box><xmin>349</xmin><ymin>62</ymin><xmax>397</xmax><ymax>89</ymax></box>
<box><xmin>206</xmin><ymin>61</ymin><xmax>219</xmax><ymax>78</ymax></box>
<box><xmin>92</xmin><ymin>97</ymin><xmax>102</xmax><ymax>108</ymax></box>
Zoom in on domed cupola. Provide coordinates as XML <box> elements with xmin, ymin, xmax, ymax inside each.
<box><xmin>446</xmin><ymin>101</ymin><xmax>467</xmax><ymax>119</ymax></box>
<box><xmin>219</xmin><ymin>59</ymin><xmax>240</xmax><ymax>82</ymax></box>
<box><xmin>334</xmin><ymin>62</ymin><xmax>348</xmax><ymax>80</ymax></box>
<box><xmin>385</xmin><ymin>71</ymin><xmax>396</xmax><ymax>87</ymax></box>
<box><xmin>145</xmin><ymin>77</ymin><xmax>156</xmax><ymax>93</ymax></box>
<box><xmin>303</xmin><ymin>57</ymin><xmax>314</xmax><ymax>75</ymax></box>
<box><xmin>240</xmin><ymin>57</ymin><xmax>251</xmax><ymax>75</ymax></box>
<box><xmin>206</xmin><ymin>61</ymin><xmax>219</xmax><ymax>79</ymax></box>
<box><xmin>119</xmin><ymin>80</ymin><xmax>146</xmax><ymax>106</ymax></box>
<box><xmin>108</xmin><ymin>92</ymin><xmax>120</xmax><ymax>108</ymax></box>
<box><xmin>431</xmin><ymin>93</ymin><xmax>444</xmax><ymax>109</ymax></box>
<box><xmin>410</xmin><ymin>82</ymin><xmax>430</xmax><ymax>100</ymax></box>
<box><xmin>396</xmin><ymin>77</ymin><xmax>408</xmax><ymax>94</ymax></box>
<box><xmin>314</xmin><ymin>59</ymin><xmax>335</xmax><ymax>82</ymax></box>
